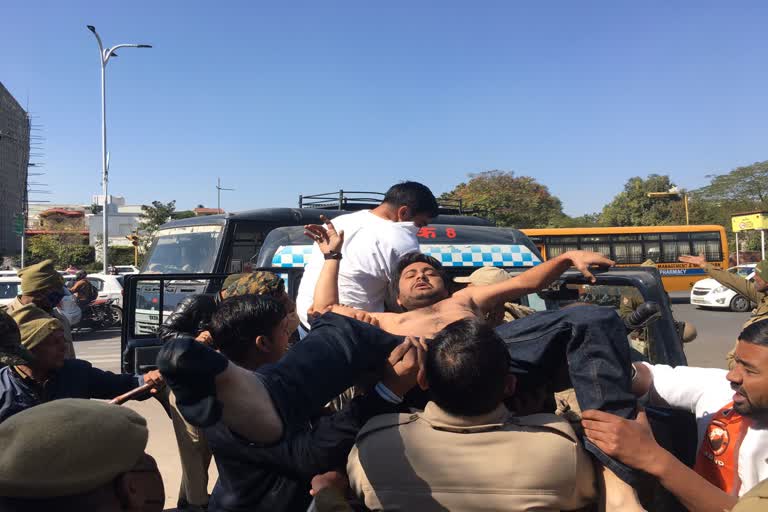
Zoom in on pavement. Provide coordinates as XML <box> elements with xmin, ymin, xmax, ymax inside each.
<box><xmin>72</xmin><ymin>300</ymin><xmax>749</xmax><ymax>510</ymax></box>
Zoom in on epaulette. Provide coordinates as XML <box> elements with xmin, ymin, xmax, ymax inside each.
<box><xmin>356</xmin><ymin>412</ymin><xmax>420</xmax><ymax>442</ymax></box>
<box><xmin>510</xmin><ymin>413</ymin><xmax>580</xmax><ymax>443</ymax></box>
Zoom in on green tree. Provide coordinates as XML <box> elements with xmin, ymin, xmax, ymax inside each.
<box><xmin>599</xmin><ymin>174</ymin><xmax>687</xmax><ymax>226</ymax></box>
<box><xmin>443</xmin><ymin>170</ymin><xmax>565</xmax><ymax>228</ymax></box>
<box><xmin>696</xmin><ymin>160</ymin><xmax>768</xmax><ymax>208</ymax></box>
<box><xmin>138</xmin><ymin>200</ymin><xmax>176</xmax><ymax>250</ymax></box>
<box><xmin>172</xmin><ymin>210</ymin><xmax>196</xmax><ymax>220</ymax></box>
<box><xmin>89</xmin><ymin>203</ymin><xmax>103</xmax><ymax>215</ymax></box>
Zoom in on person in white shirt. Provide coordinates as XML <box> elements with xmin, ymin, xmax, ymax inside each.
<box><xmin>296</xmin><ymin>181</ymin><xmax>438</xmax><ymax>329</ymax></box>
<box><xmin>581</xmin><ymin>319</ymin><xmax>768</xmax><ymax>512</ymax></box>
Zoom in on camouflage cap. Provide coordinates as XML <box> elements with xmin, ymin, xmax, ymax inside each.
<box><xmin>220</xmin><ymin>271</ymin><xmax>285</xmax><ymax>300</ymax></box>
<box><xmin>0</xmin><ymin>307</ymin><xmax>34</xmax><ymax>367</ymax></box>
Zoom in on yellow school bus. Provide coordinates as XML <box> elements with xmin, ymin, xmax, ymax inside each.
<box><xmin>521</xmin><ymin>225</ymin><xmax>728</xmax><ymax>292</ymax></box>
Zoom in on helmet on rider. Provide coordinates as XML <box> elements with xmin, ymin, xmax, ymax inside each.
<box><xmin>75</xmin><ymin>270</ymin><xmax>87</xmax><ymax>281</ymax></box>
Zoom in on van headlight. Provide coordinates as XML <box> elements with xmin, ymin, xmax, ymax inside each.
<box><xmin>713</xmin><ymin>285</ymin><xmax>729</xmax><ymax>294</ymax></box>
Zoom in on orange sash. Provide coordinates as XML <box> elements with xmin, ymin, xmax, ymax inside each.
<box><xmin>693</xmin><ymin>402</ymin><xmax>750</xmax><ymax>495</ymax></box>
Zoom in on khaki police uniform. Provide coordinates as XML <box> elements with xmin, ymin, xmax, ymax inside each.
<box><xmin>347</xmin><ymin>402</ymin><xmax>596</xmax><ymax>511</ymax></box>
<box><xmin>702</xmin><ymin>262</ymin><xmax>768</xmax><ymax>367</ymax></box>
<box><xmin>732</xmin><ymin>478</ymin><xmax>768</xmax><ymax>512</ymax></box>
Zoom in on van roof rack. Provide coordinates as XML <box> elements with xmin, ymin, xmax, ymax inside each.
<box><xmin>298</xmin><ymin>190</ymin><xmax>470</xmax><ymax>215</ymax></box>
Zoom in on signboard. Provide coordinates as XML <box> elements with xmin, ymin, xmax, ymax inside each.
<box><xmin>731</xmin><ymin>212</ymin><xmax>768</xmax><ymax>233</ymax></box>
<box><xmin>12</xmin><ymin>214</ymin><xmax>24</xmax><ymax>236</ymax></box>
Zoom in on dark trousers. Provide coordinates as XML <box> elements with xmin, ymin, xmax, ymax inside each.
<box><xmin>260</xmin><ymin>308</ymin><xmax>640</xmax><ymax>484</ymax></box>
<box><xmin>496</xmin><ymin>304</ymin><xmax>640</xmax><ymax>484</ymax></box>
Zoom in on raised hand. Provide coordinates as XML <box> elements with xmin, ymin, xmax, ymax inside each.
<box><xmin>304</xmin><ymin>215</ymin><xmax>343</xmax><ymax>254</ymax></box>
<box><xmin>566</xmin><ymin>251</ymin><xmax>615</xmax><ymax>283</ymax></box>
<box><xmin>678</xmin><ymin>253</ymin><xmax>706</xmax><ymax>268</ymax></box>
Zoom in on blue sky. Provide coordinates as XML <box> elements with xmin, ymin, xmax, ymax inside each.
<box><xmin>3</xmin><ymin>1</ymin><xmax>768</xmax><ymax>216</ymax></box>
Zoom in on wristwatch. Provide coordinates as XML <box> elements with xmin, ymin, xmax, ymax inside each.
<box><xmin>324</xmin><ymin>251</ymin><xmax>342</xmax><ymax>260</ymax></box>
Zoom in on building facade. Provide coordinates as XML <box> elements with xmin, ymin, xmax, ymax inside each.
<box><xmin>88</xmin><ymin>195</ymin><xmax>143</xmax><ymax>254</ymax></box>
<box><xmin>0</xmin><ymin>83</ymin><xmax>29</xmax><ymax>256</ymax></box>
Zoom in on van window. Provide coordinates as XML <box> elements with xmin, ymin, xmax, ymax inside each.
<box><xmin>143</xmin><ymin>225</ymin><xmax>223</xmax><ymax>274</ymax></box>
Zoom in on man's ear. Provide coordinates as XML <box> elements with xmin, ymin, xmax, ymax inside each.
<box><xmin>417</xmin><ymin>369</ymin><xmax>429</xmax><ymax>391</ymax></box>
<box><xmin>396</xmin><ymin>205</ymin><xmax>410</xmax><ymax>222</ymax></box>
<box><xmin>503</xmin><ymin>374</ymin><xmax>517</xmax><ymax>397</ymax></box>
<box><xmin>254</xmin><ymin>335</ymin><xmax>270</xmax><ymax>353</ymax></box>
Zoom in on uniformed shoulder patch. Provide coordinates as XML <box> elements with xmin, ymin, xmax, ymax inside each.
<box><xmin>356</xmin><ymin>412</ymin><xmax>419</xmax><ymax>442</ymax></box>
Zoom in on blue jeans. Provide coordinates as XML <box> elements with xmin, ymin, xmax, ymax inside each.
<box><xmin>496</xmin><ymin>304</ymin><xmax>640</xmax><ymax>484</ymax></box>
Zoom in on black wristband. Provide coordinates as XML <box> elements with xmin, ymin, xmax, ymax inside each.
<box><xmin>324</xmin><ymin>251</ymin><xmax>342</xmax><ymax>260</ymax></box>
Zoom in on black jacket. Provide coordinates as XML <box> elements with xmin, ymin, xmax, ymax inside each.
<box><xmin>205</xmin><ymin>391</ymin><xmax>399</xmax><ymax>512</ymax></box>
<box><xmin>158</xmin><ymin>294</ymin><xmax>220</xmax><ymax>342</ymax></box>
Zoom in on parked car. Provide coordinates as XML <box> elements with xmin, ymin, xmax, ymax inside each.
<box><xmin>690</xmin><ymin>264</ymin><xmax>756</xmax><ymax>312</ymax></box>
<box><xmin>0</xmin><ymin>277</ymin><xmax>21</xmax><ymax>307</ymax></box>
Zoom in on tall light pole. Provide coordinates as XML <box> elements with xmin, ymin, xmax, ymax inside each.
<box><xmin>87</xmin><ymin>25</ymin><xmax>151</xmax><ymax>273</ymax></box>
<box><xmin>216</xmin><ymin>177</ymin><xmax>234</xmax><ymax>213</ymax></box>
<box><xmin>647</xmin><ymin>187</ymin><xmax>690</xmax><ymax>225</ymax></box>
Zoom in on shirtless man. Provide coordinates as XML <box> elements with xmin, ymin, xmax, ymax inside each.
<box><xmin>305</xmin><ymin>218</ymin><xmax>614</xmax><ymax>338</ymax></box>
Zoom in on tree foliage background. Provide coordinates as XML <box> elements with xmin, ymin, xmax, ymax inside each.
<box><xmin>599</xmin><ymin>174</ymin><xmax>687</xmax><ymax>226</ymax></box>
<box><xmin>442</xmin><ymin>170</ymin><xmax>567</xmax><ymax>228</ymax></box>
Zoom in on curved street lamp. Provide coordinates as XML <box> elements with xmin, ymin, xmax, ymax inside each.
<box><xmin>87</xmin><ymin>25</ymin><xmax>151</xmax><ymax>273</ymax></box>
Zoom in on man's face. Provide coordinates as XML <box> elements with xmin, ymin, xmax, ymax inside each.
<box><xmin>31</xmin><ymin>329</ymin><xmax>67</xmax><ymax>371</ymax></box>
<box><xmin>397</xmin><ymin>262</ymin><xmax>449</xmax><ymax>310</ymax></box>
<box><xmin>264</xmin><ymin>315</ymin><xmax>292</xmax><ymax>363</ymax></box>
<box><xmin>754</xmin><ymin>273</ymin><xmax>768</xmax><ymax>293</ymax></box>
<box><xmin>275</xmin><ymin>292</ymin><xmax>300</xmax><ymax>335</ymax></box>
<box><xmin>29</xmin><ymin>287</ymin><xmax>64</xmax><ymax>313</ymax></box>
<box><xmin>726</xmin><ymin>340</ymin><xmax>768</xmax><ymax>420</ymax></box>
<box><xmin>122</xmin><ymin>453</ymin><xmax>165</xmax><ymax>512</ymax></box>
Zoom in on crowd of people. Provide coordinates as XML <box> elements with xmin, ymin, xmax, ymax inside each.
<box><xmin>0</xmin><ymin>181</ymin><xmax>767</xmax><ymax>511</ymax></box>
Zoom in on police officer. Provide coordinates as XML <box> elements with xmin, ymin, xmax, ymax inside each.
<box><xmin>680</xmin><ymin>253</ymin><xmax>768</xmax><ymax>366</ymax></box>
<box><xmin>4</xmin><ymin>259</ymin><xmax>75</xmax><ymax>358</ymax></box>
<box><xmin>0</xmin><ymin>399</ymin><xmax>164</xmax><ymax>512</ymax></box>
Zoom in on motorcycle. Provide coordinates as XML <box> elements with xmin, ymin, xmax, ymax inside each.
<box><xmin>73</xmin><ymin>298</ymin><xmax>122</xmax><ymax>332</ymax></box>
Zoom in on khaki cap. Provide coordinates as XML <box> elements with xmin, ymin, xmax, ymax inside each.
<box><xmin>10</xmin><ymin>303</ymin><xmax>62</xmax><ymax>350</ymax></box>
<box><xmin>454</xmin><ymin>266</ymin><xmax>511</xmax><ymax>286</ymax></box>
<box><xmin>0</xmin><ymin>399</ymin><xmax>148</xmax><ymax>497</ymax></box>
<box><xmin>17</xmin><ymin>259</ymin><xmax>64</xmax><ymax>295</ymax></box>
<box><xmin>0</xmin><ymin>307</ymin><xmax>33</xmax><ymax>366</ymax></box>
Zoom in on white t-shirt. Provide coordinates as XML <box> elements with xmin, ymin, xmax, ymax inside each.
<box><xmin>645</xmin><ymin>363</ymin><xmax>768</xmax><ymax>496</ymax></box>
<box><xmin>296</xmin><ymin>210</ymin><xmax>420</xmax><ymax>326</ymax></box>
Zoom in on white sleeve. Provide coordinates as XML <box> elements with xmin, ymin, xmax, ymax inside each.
<box><xmin>644</xmin><ymin>363</ymin><xmax>729</xmax><ymax>413</ymax></box>
<box><xmin>365</xmin><ymin>226</ymin><xmax>418</xmax><ymax>279</ymax></box>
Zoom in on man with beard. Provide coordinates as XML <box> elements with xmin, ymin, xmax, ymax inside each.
<box><xmin>581</xmin><ymin>318</ymin><xmax>768</xmax><ymax>512</ymax></box>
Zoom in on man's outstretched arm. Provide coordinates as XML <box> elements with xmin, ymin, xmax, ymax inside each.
<box><xmin>460</xmin><ymin>250</ymin><xmax>614</xmax><ymax>313</ymax></box>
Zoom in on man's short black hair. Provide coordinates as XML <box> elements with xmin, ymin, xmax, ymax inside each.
<box><xmin>739</xmin><ymin>319</ymin><xmax>768</xmax><ymax>346</ymax></box>
<box><xmin>392</xmin><ymin>252</ymin><xmax>447</xmax><ymax>298</ymax></box>
<box><xmin>424</xmin><ymin>318</ymin><xmax>511</xmax><ymax>416</ymax></box>
<box><xmin>211</xmin><ymin>295</ymin><xmax>286</xmax><ymax>363</ymax></box>
<box><xmin>382</xmin><ymin>181</ymin><xmax>439</xmax><ymax>218</ymax></box>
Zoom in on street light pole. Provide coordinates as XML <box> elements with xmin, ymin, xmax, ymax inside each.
<box><xmin>647</xmin><ymin>189</ymin><xmax>689</xmax><ymax>225</ymax></box>
<box><xmin>87</xmin><ymin>25</ymin><xmax>151</xmax><ymax>273</ymax></box>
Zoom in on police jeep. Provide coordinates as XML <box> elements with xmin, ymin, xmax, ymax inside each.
<box><xmin>121</xmin><ymin>205</ymin><xmax>694</xmax><ymax>511</ymax></box>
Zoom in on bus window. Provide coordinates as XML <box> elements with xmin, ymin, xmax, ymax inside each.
<box><xmin>661</xmin><ymin>240</ymin><xmax>691</xmax><ymax>262</ymax></box>
<box><xmin>142</xmin><ymin>225</ymin><xmax>222</xmax><ymax>274</ymax></box>
<box><xmin>691</xmin><ymin>232</ymin><xmax>723</xmax><ymax>261</ymax></box>
<box><xmin>613</xmin><ymin>242</ymin><xmax>643</xmax><ymax>264</ymax></box>
<box><xmin>224</xmin><ymin>223</ymin><xmax>270</xmax><ymax>273</ymax></box>
<box><xmin>547</xmin><ymin>244</ymin><xmax>578</xmax><ymax>258</ymax></box>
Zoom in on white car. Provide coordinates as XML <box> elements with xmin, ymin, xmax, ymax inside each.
<box><xmin>0</xmin><ymin>276</ymin><xmax>82</xmax><ymax>326</ymax></box>
<box><xmin>690</xmin><ymin>264</ymin><xmax>756</xmax><ymax>312</ymax></box>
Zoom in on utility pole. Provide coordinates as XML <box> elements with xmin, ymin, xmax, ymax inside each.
<box><xmin>216</xmin><ymin>177</ymin><xmax>234</xmax><ymax>213</ymax></box>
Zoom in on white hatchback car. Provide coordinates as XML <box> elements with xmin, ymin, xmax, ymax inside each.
<box><xmin>690</xmin><ymin>264</ymin><xmax>756</xmax><ymax>312</ymax></box>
